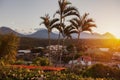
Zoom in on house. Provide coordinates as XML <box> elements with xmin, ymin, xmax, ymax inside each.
<box><xmin>46</xmin><ymin>45</ymin><xmax>63</xmax><ymax>51</ymax></box>
<box><xmin>31</xmin><ymin>47</ymin><xmax>44</xmax><ymax>56</ymax></box>
<box><xmin>68</xmin><ymin>56</ymin><xmax>92</xmax><ymax>66</ymax></box>
<box><xmin>46</xmin><ymin>45</ymin><xmax>67</xmax><ymax>55</ymax></box>
<box><xmin>17</xmin><ymin>50</ymin><xmax>31</xmax><ymax>56</ymax></box>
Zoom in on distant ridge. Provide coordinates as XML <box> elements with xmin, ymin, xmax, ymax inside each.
<box><xmin>27</xmin><ymin>29</ymin><xmax>58</xmax><ymax>39</ymax></box>
<box><xmin>0</xmin><ymin>26</ymin><xmax>116</xmax><ymax>39</ymax></box>
<box><xmin>102</xmin><ymin>32</ymin><xmax>116</xmax><ymax>39</ymax></box>
<box><xmin>0</xmin><ymin>26</ymin><xmax>24</xmax><ymax>36</ymax></box>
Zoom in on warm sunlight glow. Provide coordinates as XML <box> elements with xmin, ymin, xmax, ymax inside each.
<box><xmin>115</xmin><ymin>34</ymin><xmax>120</xmax><ymax>39</ymax></box>
<box><xmin>110</xmin><ymin>31</ymin><xmax>120</xmax><ymax>39</ymax></box>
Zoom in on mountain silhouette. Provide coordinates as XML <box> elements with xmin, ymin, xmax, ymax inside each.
<box><xmin>0</xmin><ymin>26</ymin><xmax>24</xmax><ymax>36</ymax></box>
<box><xmin>0</xmin><ymin>26</ymin><xmax>116</xmax><ymax>39</ymax></box>
<box><xmin>102</xmin><ymin>32</ymin><xmax>116</xmax><ymax>39</ymax></box>
<box><xmin>27</xmin><ymin>29</ymin><xmax>58</xmax><ymax>39</ymax></box>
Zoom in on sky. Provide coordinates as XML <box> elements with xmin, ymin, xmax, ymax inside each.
<box><xmin>0</xmin><ymin>0</ymin><xmax>120</xmax><ymax>37</ymax></box>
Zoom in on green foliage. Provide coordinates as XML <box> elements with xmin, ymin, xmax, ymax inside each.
<box><xmin>83</xmin><ymin>64</ymin><xmax>120</xmax><ymax>80</ymax></box>
<box><xmin>66</xmin><ymin>44</ymin><xmax>74</xmax><ymax>52</ymax></box>
<box><xmin>32</xmin><ymin>57</ymin><xmax>51</xmax><ymax>66</ymax></box>
<box><xmin>0</xmin><ymin>65</ymin><xmax>115</xmax><ymax>80</ymax></box>
<box><xmin>45</xmin><ymin>72</ymin><xmax>81</xmax><ymax>80</ymax></box>
<box><xmin>92</xmin><ymin>52</ymin><xmax>113</xmax><ymax>62</ymax></box>
<box><xmin>14</xmin><ymin>60</ymin><xmax>25</xmax><ymax>65</ymax></box>
<box><xmin>0</xmin><ymin>33</ymin><xmax>19</xmax><ymax>64</ymax></box>
<box><xmin>0</xmin><ymin>66</ymin><xmax>43</xmax><ymax>80</ymax></box>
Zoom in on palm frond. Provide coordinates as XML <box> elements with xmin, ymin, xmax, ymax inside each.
<box><xmin>63</xmin><ymin>11</ymin><xmax>80</xmax><ymax>18</ymax></box>
<box><xmin>40</xmin><ymin>17</ymin><xmax>46</xmax><ymax>21</ymax></box>
<box><xmin>82</xmin><ymin>28</ymin><xmax>92</xmax><ymax>33</ymax></box>
<box><xmin>61</xmin><ymin>0</ymin><xmax>71</xmax><ymax>11</ymax></box>
<box><xmin>65</xmin><ymin>0</ymin><xmax>71</xmax><ymax>5</ymax></box>
<box><xmin>51</xmin><ymin>23</ymin><xmax>61</xmax><ymax>29</ymax></box>
<box><xmin>86</xmin><ymin>18</ymin><xmax>94</xmax><ymax>23</ymax></box>
<box><xmin>50</xmin><ymin>18</ymin><xmax>59</xmax><ymax>26</ymax></box>
<box><xmin>69</xmin><ymin>30</ymin><xmax>78</xmax><ymax>34</ymax></box>
<box><xmin>64</xmin><ymin>6</ymin><xmax>79</xmax><ymax>15</ymax></box>
<box><xmin>69</xmin><ymin>18</ymin><xmax>79</xmax><ymax>29</ymax></box>
<box><xmin>58</xmin><ymin>0</ymin><xmax>62</xmax><ymax>10</ymax></box>
<box><xmin>40</xmin><ymin>22</ymin><xmax>44</xmax><ymax>25</ymax></box>
<box><xmin>57</xmin><ymin>26</ymin><xmax>63</xmax><ymax>33</ymax></box>
<box><xmin>82</xmin><ymin>13</ymin><xmax>89</xmax><ymax>21</ymax></box>
<box><xmin>53</xmin><ymin>10</ymin><xmax>60</xmax><ymax>17</ymax></box>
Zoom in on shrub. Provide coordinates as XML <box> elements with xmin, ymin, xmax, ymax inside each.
<box><xmin>32</xmin><ymin>57</ymin><xmax>51</xmax><ymax>66</ymax></box>
<box><xmin>0</xmin><ymin>65</ymin><xmax>43</xmax><ymax>80</ymax></box>
<box><xmin>83</xmin><ymin>64</ymin><xmax>120</xmax><ymax>80</ymax></box>
<box><xmin>0</xmin><ymin>65</ymin><xmax>114</xmax><ymax>80</ymax></box>
<box><xmin>14</xmin><ymin>60</ymin><xmax>25</xmax><ymax>65</ymax></box>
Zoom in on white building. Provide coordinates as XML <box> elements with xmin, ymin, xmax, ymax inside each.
<box><xmin>17</xmin><ymin>50</ymin><xmax>31</xmax><ymax>56</ymax></box>
<box><xmin>69</xmin><ymin>56</ymin><xmax>92</xmax><ymax>66</ymax></box>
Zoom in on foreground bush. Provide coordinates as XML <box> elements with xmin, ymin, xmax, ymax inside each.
<box><xmin>0</xmin><ymin>65</ymin><xmax>116</xmax><ymax>80</ymax></box>
<box><xmin>0</xmin><ymin>65</ymin><xmax>43</xmax><ymax>80</ymax></box>
<box><xmin>32</xmin><ymin>57</ymin><xmax>51</xmax><ymax>66</ymax></box>
<box><xmin>0</xmin><ymin>33</ymin><xmax>19</xmax><ymax>65</ymax></box>
<box><xmin>83</xmin><ymin>64</ymin><xmax>120</xmax><ymax>80</ymax></box>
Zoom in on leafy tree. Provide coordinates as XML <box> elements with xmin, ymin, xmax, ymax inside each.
<box><xmin>0</xmin><ymin>33</ymin><xmax>19</xmax><ymax>64</ymax></box>
<box><xmin>32</xmin><ymin>57</ymin><xmax>51</xmax><ymax>66</ymax></box>
<box><xmin>83</xmin><ymin>64</ymin><xmax>120</xmax><ymax>79</ymax></box>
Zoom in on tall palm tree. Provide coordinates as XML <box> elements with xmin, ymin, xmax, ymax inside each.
<box><xmin>54</xmin><ymin>0</ymin><xmax>79</xmax><ymax>65</ymax></box>
<box><xmin>70</xmin><ymin>13</ymin><xmax>96</xmax><ymax>44</ymax></box>
<box><xmin>54</xmin><ymin>0</ymin><xmax>79</xmax><ymax>45</ymax></box>
<box><xmin>68</xmin><ymin>13</ymin><xmax>96</xmax><ymax>68</ymax></box>
<box><xmin>40</xmin><ymin>14</ymin><xmax>59</xmax><ymax>62</ymax></box>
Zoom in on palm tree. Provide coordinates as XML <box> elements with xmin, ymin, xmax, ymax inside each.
<box><xmin>68</xmin><ymin>13</ymin><xmax>96</xmax><ymax>68</ymax></box>
<box><xmin>70</xmin><ymin>13</ymin><xmax>96</xmax><ymax>44</ymax></box>
<box><xmin>54</xmin><ymin>0</ymin><xmax>79</xmax><ymax>45</ymax></box>
<box><xmin>0</xmin><ymin>33</ymin><xmax>19</xmax><ymax>65</ymax></box>
<box><xmin>40</xmin><ymin>14</ymin><xmax>59</xmax><ymax>63</ymax></box>
<box><xmin>54</xmin><ymin>0</ymin><xmax>79</xmax><ymax>65</ymax></box>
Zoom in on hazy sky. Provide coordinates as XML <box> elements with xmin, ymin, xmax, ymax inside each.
<box><xmin>0</xmin><ymin>0</ymin><xmax>120</xmax><ymax>37</ymax></box>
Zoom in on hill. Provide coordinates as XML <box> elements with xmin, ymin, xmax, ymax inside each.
<box><xmin>26</xmin><ymin>29</ymin><xmax>58</xmax><ymax>39</ymax></box>
<box><xmin>0</xmin><ymin>26</ymin><xmax>116</xmax><ymax>39</ymax></box>
<box><xmin>0</xmin><ymin>26</ymin><xmax>24</xmax><ymax>37</ymax></box>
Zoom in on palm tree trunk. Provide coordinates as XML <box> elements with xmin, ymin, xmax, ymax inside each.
<box><xmin>71</xmin><ymin>46</ymin><xmax>77</xmax><ymax>70</ymax></box>
<box><xmin>57</xmin><ymin>32</ymin><xmax>61</xmax><ymax>47</ymax></box>
<box><xmin>59</xmin><ymin>12</ymin><xmax>63</xmax><ymax>66</ymax></box>
<box><xmin>48</xmin><ymin>31</ymin><xmax>51</xmax><ymax>64</ymax></box>
<box><xmin>78</xmin><ymin>32</ymin><xmax>81</xmax><ymax>44</ymax></box>
<box><xmin>56</xmin><ymin>32</ymin><xmax>61</xmax><ymax>66</ymax></box>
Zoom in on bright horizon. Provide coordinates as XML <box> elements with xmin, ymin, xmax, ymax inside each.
<box><xmin>0</xmin><ymin>0</ymin><xmax>120</xmax><ymax>38</ymax></box>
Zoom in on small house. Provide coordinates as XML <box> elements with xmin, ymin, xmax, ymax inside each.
<box><xmin>68</xmin><ymin>56</ymin><xmax>92</xmax><ymax>66</ymax></box>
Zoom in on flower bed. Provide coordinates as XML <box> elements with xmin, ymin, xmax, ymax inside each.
<box><xmin>12</xmin><ymin>65</ymin><xmax>66</xmax><ymax>71</ymax></box>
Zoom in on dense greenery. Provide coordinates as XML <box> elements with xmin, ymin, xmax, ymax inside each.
<box><xmin>32</xmin><ymin>57</ymin><xmax>51</xmax><ymax>66</ymax></box>
<box><xmin>0</xmin><ymin>33</ymin><xmax>19</xmax><ymax>65</ymax></box>
<box><xmin>0</xmin><ymin>64</ymin><xmax>117</xmax><ymax>80</ymax></box>
<box><xmin>83</xmin><ymin>64</ymin><xmax>120</xmax><ymax>80</ymax></box>
<box><xmin>19</xmin><ymin>37</ymin><xmax>120</xmax><ymax>49</ymax></box>
<box><xmin>0</xmin><ymin>65</ymin><xmax>43</xmax><ymax>80</ymax></box>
